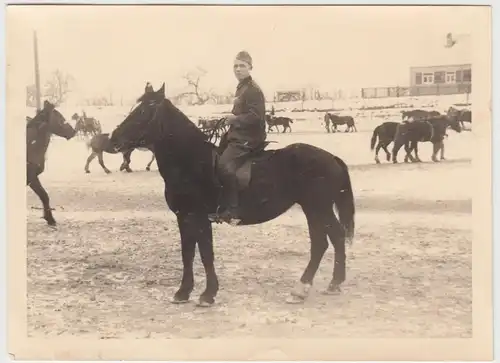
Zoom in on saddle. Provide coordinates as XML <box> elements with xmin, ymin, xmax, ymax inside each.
<box><xmin>212</xmin><ymin>140</ymin><xmax>276</xmax><ymax>190</ymax></box>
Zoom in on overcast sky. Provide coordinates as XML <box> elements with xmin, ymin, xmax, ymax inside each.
<box><xmin>8</xmin><ymin>5</ymin><xmax>477</xmax><ymax>102</ymax></box>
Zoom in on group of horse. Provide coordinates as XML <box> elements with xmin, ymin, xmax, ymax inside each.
<box><xmin>26</xmin><ymin>85</ymin><xmax>471</xmax><ymax>308</ymax></box>
<box><xmin>370</xmin><ymin>106</ymin><xmax>471</xmax><ymax>164</ymax></box>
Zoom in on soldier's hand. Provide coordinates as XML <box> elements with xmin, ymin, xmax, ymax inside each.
<box><xmin>225</xmin><ymin>115</ymin><xmax>238</xmax><ymax>125</ymax></box>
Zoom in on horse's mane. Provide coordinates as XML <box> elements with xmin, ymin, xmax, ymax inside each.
<box><xmin>26</xmin><ymin>109</ymin><xmax>45</xmax><ymax>129</ymax></box>
<box><xmin>157</xmin><ymin>98</ymin><xmax>211</xmax><ymax>145</ymax></box>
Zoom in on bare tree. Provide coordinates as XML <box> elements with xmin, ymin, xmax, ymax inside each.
<box><xmin>176</xmin><ymin>67</ymin><xmax>216</xmax><ymax>105</ymax></box>
<box><xmin>42</xmin><ymin>69</ymin><xmax>75</xmax><ymax>106</ymax></box>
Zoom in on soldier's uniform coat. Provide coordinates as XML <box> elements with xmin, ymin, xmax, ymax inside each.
<box><xmin>219</xmin><ymin>75</ymin><xmax>267</xmax><ymax>176</ymax></box>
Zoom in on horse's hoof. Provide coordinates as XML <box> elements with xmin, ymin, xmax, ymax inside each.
<box><xmin>126</xmin><ymin>169</ymin><xmax>133</xmax><ymax>173</ymax></box>
<box><xmin>85</xmin><ymin>170</ymin><xmax>90</xmax><ymax>174</ymax></box>
<box><xmin>197</xmin><ymin>295</ymin><xmax>215</xmax><ymax>307</ymax></box>
<box><xmin>46</xmin><ymin>218</ymin><xmax>57</xmax><ymax>227</ymax></box>
<box><xmin>375</xmin><ymin>159</ymin><xmax>381</xmax><ymax>164</ymax></box>
<box><xmin>146</xmin><ymin>167</ymin><xmax>151</xmax><ymax>171</ymax></box>
<box><xmin>322</xmin><ymin>285</ymin><xmax>341</xmax><ymax>295</ymax></box>
<box><xmin>285</xmin><ymin>294</ymin><xmax>306</xmax><ymax>304</ymax></box>
<box><xmin>105</xmin><ymin>170</ymin><xmax>112</xmax><ymax>174</ymax></box>
<box><xmin>170</xmin><ymin>296</ymin><xmax>190</xmax><ymax>304</ymax></box>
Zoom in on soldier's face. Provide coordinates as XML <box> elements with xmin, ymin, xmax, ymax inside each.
<box><xmin>233</xmin><ymin>59</ymin><xmax>251</xmax><ymax>81</ymax></box>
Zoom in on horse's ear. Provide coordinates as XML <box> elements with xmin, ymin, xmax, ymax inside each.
<box><xmin>158</xmin><ymin>82</ymin><xmax>165</xmax><ymax>96</ymax></box>
<box><xmin>43</xmin><ymin>100</ymin><xmax>53</xmax><ymax>110</ymax></box>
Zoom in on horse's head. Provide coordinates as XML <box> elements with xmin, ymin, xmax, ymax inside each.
<box><xmin>446</xmin><ymin>115</ymin><xmax>462</xmax><ymax>133</ymax></box>
<box><xmin>110</xmin><ymin>83</ymin><xmax>166</xmax><ymax>152</ymax></box>
<box><xmin>29</xmin><ymin>101</ymin><xmax>76</xmax><ymax>140</ymax></box>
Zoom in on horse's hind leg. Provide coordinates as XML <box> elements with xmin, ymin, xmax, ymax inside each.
<box><xmin>146</xmin><ymin>153</ymin><xmax>155</xmax><ymax>171</ymax></box>
<box><xmin>29</xmin><ymin>175</ymin><xmax>56</xmax><ymax>226</ymax></box>
<box><xmin>374</xmin><ymin>143</ymin><xmax>382</xmax><ymax>164</ymax></box>
<box><xmin>440</xmin><ymin>141</ymin><xmax>445</xmax><ymax>160</ymax></box>
<box><xmin>431</xmin><ymin>142</ymin><xmax>441</xmax><ymax>162</ymax></box>
<box><xmin>412</xmin><ymin>142</ymin><xmax>422</xmax><ymax>162</ymax></box>
<box><xmin>323</xmin><ymin>209</ymin><xmax>346</xmax><ymax>294</ymax></box>
<box><xmin>97</xmin><ymin>151</ymin><xmax>112</xmax><ymax>174</ymax></box>
<box><xmin>287</xmin><ymin>208</ymin><xmax>329</xmax><ymax>304</ymax></box>
<box><xmin>84</xmin><ymin>151</ymin><xmax>97</xmax><ymax>173</ymax></box>
<box><xmin>382</xmin><ymin>143</ymin><xmax>391</xmax><ymax>161</ymax></box>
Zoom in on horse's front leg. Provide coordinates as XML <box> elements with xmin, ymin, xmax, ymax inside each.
<box><xmin>146</xmin><ymin>153</ymin><xmax>155</xmax><ymax>171</ymax></box>
<box><xmin>28</xmin><ymin>175</ymin><xmax>56</xmax><ymax>226</ymax></box>
<box><xmin>120</xmin><ymin>149</ymin><xmax>133</xmax><ymax>172</ymax></box>
<box><xmin>440</xmin><ymin>141</ymin><xmax>445</xmax><ymax>160</ymax></box>
<box><xmin>412</xmin><ymin>141</ymin><xmax>422</xmax><ymax>162</ymax></box>
<box><xmin>196</xmin><ymin>215</ymin><xmax>219</xmax><ymax>307</ymax></box>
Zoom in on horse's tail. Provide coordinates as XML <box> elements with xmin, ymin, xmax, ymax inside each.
<box><xmin>333</xmin><ymin>156</ymin><xmax>355</xmax><ymax>245</ymax></box>
<box><xmin>370</xmin><ymin>125</ymin><xmax>380</xmax><ymax>150</ymax></box>
<box><xmin>288</xmin><ymin>118</ymin><xmax>294</xmax><ymax>123</ymax></box>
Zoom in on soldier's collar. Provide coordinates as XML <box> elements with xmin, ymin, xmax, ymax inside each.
<box><xmin>237</xmin><ymin>75</ymin><xmax>252</xmax><ymax>89</ymax></box>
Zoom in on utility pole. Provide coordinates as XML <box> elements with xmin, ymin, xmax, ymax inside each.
<box><xmin>33</xmin><ymin>30</ymin><xmax>42</xmax><ymax>111</ymax></box>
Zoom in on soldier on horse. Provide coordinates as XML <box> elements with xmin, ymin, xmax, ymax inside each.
<box><xmin>208</xmin><ymin>50</ymin><xmax>267</xmax><ymax>225</ymax></box>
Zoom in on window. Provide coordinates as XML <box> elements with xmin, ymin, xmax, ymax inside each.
<box><xmin>415</xmin><ymin>72</ymin><xmax>422</xmax><ymax>85</ymax></box>
<box><xmin>445</xmin><ymin>72</ymin><xmax>456</xmax><ymax>83</ymax></box>
<box><xmin>463</xmin><ymin>68</ymin><xmax>471</xmax><ymax>82</ymax></box>
<box><xmin>434</xmin><ymin>71</ymin><xmax>445</xmax><ymax>83</ymax></box>
<box><xmin>422</xmin><ymin>73</ymin><xmax>434</xmax><ymax>84</ymax></box>
<box><xmin>456</xmin><ymin>70</ymin><xmax>463</xmax><ymax>82</ymax></box>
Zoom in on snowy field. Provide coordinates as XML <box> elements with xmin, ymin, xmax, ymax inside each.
<box><xmin>26</xmin><ymin>94</ymin><xmax>472</xmax><ymax>338</ymax></box>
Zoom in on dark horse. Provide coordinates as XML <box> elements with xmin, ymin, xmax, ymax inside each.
<box><xmin>401</xmin><ymin>109</ymin><xmax>440</xmax><ymax>121</ymax></box>
<box><xmin>265</xmin><ymin>114</ymin><xmax>294</xmax><ymax>133</ymax></box>
<box><xmin>324</xmin><ymin>113</ymin><xmax>357</xmax><ymax>133</ymax></box>
<box><xmin>370</xmin><ymin>121</ymin><xmax>401</xmax><ymax>164</ymax></box>
<box><xmin>447</xmin><ymin>106</ymin><xmax>471</xmax><ymax>129</ymax></box>
<box><xmin>197</xmin><ymin>117</ymin><xmax>229</xmax><ymax>143</ymax></box>
<box><xmin>27</xmin><ymin>101</ymin><xmax>76</xmax><ymax>226</ymax></box>
<box><xmin>72</xmin><ymin>112</ymin><xmax>102</xmax><ymax>139</ymax></box>
<box><xmin>84</xmin><ymin>133</ymin><xmax>155</xmax><ymax>174</ymax></box>
<box><xmin>109</xmin><ymin>84</ymin><xmax>355</xmax><ymax>307</ymax></box>
<box><xmin>392</xmin><ymin>116</ymin><xmax>462</xmax><ymax>163</ymax></box>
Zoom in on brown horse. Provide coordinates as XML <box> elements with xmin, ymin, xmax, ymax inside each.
<box><xmin>265</xmin><ymin>114</ymin><xmax>294</xmax><ymax>133</ymax></box>
<box><xmin>324</xmin><ymin>113</ymin><xmax>357</xmax><ymax>133</ymax></box>
<box><xmin>27</xmin><ymin>101</ymin><xmax>76</xmax><ymax>226</ymax></box>
<box><xmin>446</xmin><ymin>106</ymin><xmax>471</xmax><ymax>129</ymax></box>
<box><xmin>72</xmin><ymin>112</ymin><xmax>102</xmax><ymax>139</ymax></box>
<box><xmin>84</xmin><ymin>133</ymin><xmax>155</xmax><ymax>174</ymax></box>
<box><xmin>198</xmin><ymin>117</ymin><xmax>229</xmax><ymax>143</ymax></box>
<box><xmin>401</xmin><ymin>109</ymin><xmax>440</xmax><ymax>122</ymax></box>
<box><xmin>392</xmin><ymin>115</ymin><xmax>462</xmax><ymax>163</ymax></box>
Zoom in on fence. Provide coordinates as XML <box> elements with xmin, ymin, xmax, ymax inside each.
<box><xmin>361</xmin><ymin>83</ymin><xmax>471</xmax><ymax>99</ymax></box>
<box><xmin>361</xmin><ymin>87</ymin><xmax>410</xmax><ymax>99</ymax></box>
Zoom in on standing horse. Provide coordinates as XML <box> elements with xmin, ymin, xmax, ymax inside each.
<box><xmin>401</xmin><ymin>109</ymin><xmax>440</xmax><ymax>122</ymax></box>
<box><xmin>109</xmin><ymin>83</ymin><xmax>355</xmax><ymax>307</ymax></box>
<box><xmin>72</xmin><ymin>112</ymin><xmax>102</xmax><ymax>139</ymax></box>
<box><xmin>447</xmin><ymin>106</ymin><xmax>471</xmax><ymax>129</ymax></box>
<box><xmin>324</xmin><ymin>113</ymin><xmax>357</xmax><ymax>133</ymax></box>
<box><xmin>197</xmin><ymin>117</ymin><xmax>228</xmax><ymax>143</ymax></box>
<box><xmin>392</xmin><ymin>116</ymin><xmax>462</xmax><ymax>163</ymax></box>
<box><xmin>84</xmin><ymin>133</ymin><xmax>155</xmax><ymax>174</ymax></box>
<box><xmin>370</xmin><ymin>121</ymin><xmax>401</xmax><ymax>164</ymax></box>
<box><xmin>27</xmin><ymin>100</ymin><xmax>76</xmax><ymax>226</ymax></box>
<box><xmin>265</xmin><ymin>114</ymin><xmax>294</xmax><ymax>133</ymax></box>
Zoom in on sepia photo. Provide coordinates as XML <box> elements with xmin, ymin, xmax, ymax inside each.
<box><xmin>6</xmin><ymin>3</ymin><xmax>493</xmax><ymax>361</ymax></box>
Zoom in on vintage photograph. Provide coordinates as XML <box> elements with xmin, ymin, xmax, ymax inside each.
<box><xmin>5</xmin><ymin>2</ymin><xmax>493</xmax><ymax>360</ymax></box>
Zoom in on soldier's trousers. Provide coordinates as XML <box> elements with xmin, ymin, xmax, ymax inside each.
<box><xmin>217</xmin><ymin>141</ymin><xmax>252</xmax><ymax>209</ymax></box>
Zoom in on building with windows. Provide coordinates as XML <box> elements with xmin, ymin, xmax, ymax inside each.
<box><xmin>409</xmin><ymin>63</ymin><xmax>471</xmax><ymax>96</ymax></box>
<box><xmin>408</xmin><ymin>33</ymin><xmax>471</xmax><ymax>96</ymax></box>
